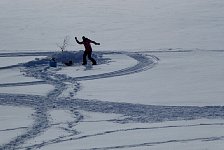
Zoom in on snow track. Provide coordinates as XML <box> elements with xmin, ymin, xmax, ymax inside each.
<box><xmin>74</xmin><ymin>53</ymin><xmax>157</xmax><ymax>81</ymax></box>
<box><xmin>1</xmin><ymin>51</ymin><xmax>224</xmax><ymax>150</ymax></box>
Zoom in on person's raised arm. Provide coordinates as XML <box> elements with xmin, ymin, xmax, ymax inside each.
<box><xmin>75</xmin><ymin>37</ymin><xmax>83</xmax><ymax>44</ymax></box>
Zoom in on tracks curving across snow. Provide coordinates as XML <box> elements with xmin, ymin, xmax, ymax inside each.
<box><xmin>74</xmin><ymin>53</ymin><xmax>158</xmax><ymax>81</ymax></box>
<box><xmin>0</xmin><ymin>51</ymin><xmax>158</xmax><ymax>150</ymax></box>
<box><xmin>1</xmin><ymin>51</ymin><xmax>224</xmax><ymax>149</ymax></box>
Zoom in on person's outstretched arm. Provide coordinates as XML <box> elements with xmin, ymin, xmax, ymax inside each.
<box><xmin>75</xmin><ymin>37</ymin><xmax>83</xmax><ymax>44</ymax></box>
<box><xmin>90</xmin><ymin>40</ymin><xmax>100</xmax><ymax>45</ymax></box>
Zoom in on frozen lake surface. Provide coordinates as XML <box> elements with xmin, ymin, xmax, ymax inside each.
<box><xmin>0</xmin><ymin>0</ymin><xmax>224</xmax><ymax>51</ymax></box>
<box><xmin>0</xmin><ymin>50</ymin><xmax>224</xmax><ymax>149</ymax></box>
<box><xmin>1</xmin><ymin>0</ymin><xmax>224</xmax><ymax>149</ymax></box>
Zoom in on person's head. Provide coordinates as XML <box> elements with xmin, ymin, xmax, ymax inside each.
<box><xmin>82</xmin><ymin>36</ymin><xmax>86</xmax><ymax>40</ymax></box>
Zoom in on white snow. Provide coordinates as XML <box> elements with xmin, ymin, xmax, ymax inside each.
<box><xmin>76</xmin><ymin>51</ymin><xmax>224</xmax><ymax>106</ymax></box>
<box><xmin>1</xmin><ymin>0</ymin><xmax>224</xmax><ymax>51</ymax></box>
<box><xmin>0</xmin><ymin>56</ymin><xmax>45</xmax><ymax>87</ymax></box>
<box><xmin>0</xmin><ymin>56</ymin><xmax>44</xmax><ymax>68</ymax></box>
<box><xmin>57</xmin><ymin>53</ymin><xmax>137</xmax><ymax>79</ymax></box>
<box><xmin>1</xmin><ymin>0</ymin><xmax>224</xmax><ymax>149</ymax></box>
<box><xmin>0</xmin><ymin>106</ymin><xmax>34</xmax><ymax>145</ymax></box>
<box><xmin>22</xmin><ymin>110</ymin><xmax>75</xmax><ymax>148</ymax></box>
<box><xmin>0</xmin><ymin>84</ymin><xmax>54</xmax><ymax>96</ymax></box>
<box><xmin>35</xmin><ymin>117</ymin><xmax>224</xmax><ymax>150</ymax></box>
<box><xmin>0</xmin><ymin>68</ymin><xmax>41</xmax><ymax>84</ymax></box>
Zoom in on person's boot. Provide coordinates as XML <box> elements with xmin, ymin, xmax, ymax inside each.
<box><xmin>91</xmin><ymin>59</ymin><xmax>97</xmax><ymax>65</ymax></box>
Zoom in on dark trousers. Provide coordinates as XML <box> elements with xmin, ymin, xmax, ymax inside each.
<box><xmin>83</xmin><ymin>51</ymin><xmax>96</xmax><ymax>65</ymax></box>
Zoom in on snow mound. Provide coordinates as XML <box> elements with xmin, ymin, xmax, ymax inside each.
<box><xmin>52</xmin><ymin>51</ymin><xmax>84</xmax><ymax>64</ymax></box>
<box><xmin>23</xmin><ymin>51</ymin><xmax>109</xmax><ymax>67</ymax></box>
<box><xmin>51</xmin><ymin>51</ymin><xmax>108</xmax><ymax>65</ymax></box>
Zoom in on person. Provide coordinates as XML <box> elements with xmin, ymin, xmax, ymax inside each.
<box><xmin>75</xmin><ymin>36</ymin><xmax>100</xmax><ymax>65</ymax></box>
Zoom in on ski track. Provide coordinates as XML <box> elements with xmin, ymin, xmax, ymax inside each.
<box><xmin>0</xmin><ymin>51</ymin><xmax>224</xmax><ymax>149</ymax></box>
<box><xmin>0</xmin><ymin>81</ymin><xmax>46</xmax><ymax>87</ymax></box>
<box><xmin>77</xmin><ymin>136</ymin><xmax>224</xmax><ymax>150</ymax></box>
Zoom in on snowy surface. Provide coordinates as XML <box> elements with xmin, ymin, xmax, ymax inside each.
<box><xmin>1</xmin><ymin>50</ymin><xmax>224</xmax><ymax>150</ymax></box>
<box><xmin>0</xmin><ymin>56</ymin><xmax>45</xmax><ymax>68</ymax></box>
<box><xmin>0</xmin><ymin>0</ymin><xmax>224</xmax><ymax>51</ymax></box>
<box><xmin>77</xmin><ymin>51</ymin><xmax>224</xmax><ymax>106</ymax></box>
<box><xmin>57</xmin><ymin>53</ymin><xmax>137</xmax><ymax>78</ymax></box>
<box><xmin>0</xmin><ymin>106</ymin><xmax>34</xmax><ymax>145</ymax></box>
<box><xmin>1</xmin><ymin>0</ymin><xmax>224</xmax><ymax>149</ymax></box>
<box><xmin>0</xmin><ymin>68</ymin><xmax>40</xmax><ymax>84</ymax></box>
<box><xmin>0</xmin><ymin>84</ymin><xmax>54</xmax><ymax>96</ymax></box>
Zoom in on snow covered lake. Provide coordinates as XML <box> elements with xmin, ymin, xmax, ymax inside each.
<box><xmin>1</xmin><ymin>50</ymin><xmax>224</xmax><ymax>150</ymax></box>
<box><xmin>1</xmin><ymin>0</ymin><xmax>224</xmax><ymax>150</ymax></box>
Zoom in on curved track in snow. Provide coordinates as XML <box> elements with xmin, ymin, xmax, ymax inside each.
<box><xmin>0</xmin><ymin>51</ymin><xmax>158</xmax><ymax>150</ymax></box>
<box><xmin>1</xmin><ymin>51</ymin><xmax>224</xmax><ymax>150</ymax></box>
<box><xmin>74</xmin><ymin>53</ymin><xmax>158</xmax><ymax>81</ymax></box>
